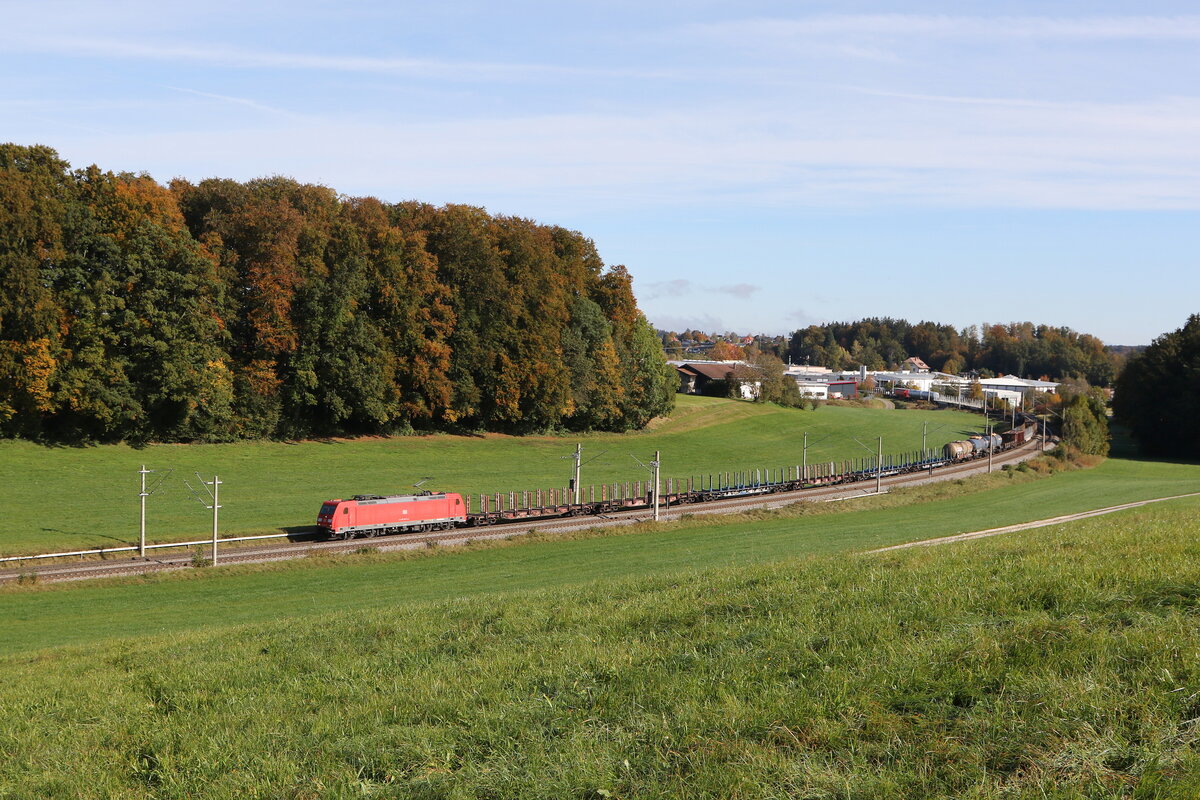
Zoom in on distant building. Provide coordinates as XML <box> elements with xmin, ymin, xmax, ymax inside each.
<box><xmin>902</xmin><ymin>357</ymin><xmax>931</xmax><ymax>373</ymax></box>
<box><xmin>977</xmin><ymin>375</ymin><xmax>1060</xmax><ymax>395</ymax></box>
<box><xmin>784</xmin><ymin>365</ymin><xmax>833</xmax><ymax>378</ymax></box>
<box><xmin>825</xmin><ymin>379</ymin><xmax>858</xmax><ymax>399</ymax></box>
<box><xmin>794</xmin><ymin>381</ymin><xmax>829</xmax><ymax>399</ymax></box>
<box><xmin>855</xmin><ymin>370</ymin><xmax>953</xmax><ymax>393</ymax></box>
<box><xmin>672</xmin><ymin>361</ymin><xmax>760</xmax><ymax>400</ymax></box>
<box><xmin>782</xmin><ymin>365</ymin><xmax>860</xmax><ymax>398</ymax></box>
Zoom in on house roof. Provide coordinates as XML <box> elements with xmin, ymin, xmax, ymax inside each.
<box><xmin>676</xmin><ymin>362</ymin><xmax>735</xmax><ymax>380</ymax></box>
<box><xmin>978</xmin><ymin>375</ymin><xmax>1059</xmax><ymax>389</ymax></box>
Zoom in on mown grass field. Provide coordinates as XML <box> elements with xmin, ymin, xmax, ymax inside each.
<box><xmin>0</xmin><ymin>396</ymin><xmax>985</xmax><ymax>555</ymax></box>
<box><xmin>3</xmin><ymin>496</ymin><xmax>1200</xmax><ymax>797</ymax></box>
<box><xmin>3</xmin><ymin>453</ymin><xmax>1198</xmax><ymax>655</ymax></box>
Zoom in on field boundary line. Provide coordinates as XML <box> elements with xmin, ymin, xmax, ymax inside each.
<box><xmin>866</xmin><ymin>491</ymin><xmax>1200</xmax><ymax>554</ymax></box>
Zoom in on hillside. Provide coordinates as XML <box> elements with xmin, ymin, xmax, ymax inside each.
<box><xmin>3</xmin><ymin>452</ymin><xmax>1198</xmax><ymax>653</ymax></box>
<box><xmin>3</xmin><ymin>495</ymin><xmax>1200</xmax><ymax>797</ymax></box>
<box><xmin>0</xmin><ymin>396</ymin><xmax>984</xmax><ymax>555</ymax></box>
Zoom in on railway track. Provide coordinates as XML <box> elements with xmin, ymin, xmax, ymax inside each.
<box><xmin>0</xmin><ymin>440</ymin><xmax>1045</xmax><ymax>585</ymax></box>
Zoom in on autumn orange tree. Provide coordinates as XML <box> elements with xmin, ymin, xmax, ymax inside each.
<box><xmin>0</xmin><ymin>145</ymin><xmax>674</xmax><ymax>442</ymax></box>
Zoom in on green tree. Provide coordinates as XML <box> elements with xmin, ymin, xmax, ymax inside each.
<box><xmin>357</xmin><ymin>198</ymin><xmax>454</xmax><ymax>428</ymax></box>
<box><xmin>4</xmin><ymin>151</ymin><xmax>674</xmax><ymax>442</ymax></box>
<box><xmin>1061</xmin><ymin>393</ymin><xmax>1110</xmax><ymax>456</ymax></box>
<box><xmin>752</xmin><ymin>353</ymin><xmax>804</xmax><ymax>407</ymax></box>
<box><xmin>562</xmin><ymin>296</ymin><xmax>623</xmax><ymax>430</ymax></box>
<box><xmin>1113</xmin><ymin>314</ymin><xmax>1200</xmax><ymax>458</ymax></box>
<box><xmin>617</xmin><ymin>314</ymin><xmax>676</xmax><ymax>428</ymax></box>
<box><xmin>287</xmin><ymin>210</ymin><xmax>394</xmax><ymax>436</ymax></box>
<box><xmin>0</xmin><ymin>145</ymin><xmax>69</xmax><ymax>437</ymax></box>
<box><xmin>103</xmin><ymin>175</ymin><xmax>234</xmax><ymax>441</ymax></box>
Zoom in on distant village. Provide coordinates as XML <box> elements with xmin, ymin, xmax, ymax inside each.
<box><xmin>661</xmin><ymin>326</ymin><xmax>1084</xmax><ymax>409</ymax></box>
<box><xmin>672</xmin><ymin>356</ymin><xmax>1059</xmax><ymax>408</ymax></box>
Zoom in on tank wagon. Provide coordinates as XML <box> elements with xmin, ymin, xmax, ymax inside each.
<box><xmin>942</xmin><ymin>418</ymin><xmax>1037</xmax><ymax>462</ymax></box>
<box><xmin>943</xmin><ymin>440</ymin><xmax>974</xmax><ymax>460</ymax></box>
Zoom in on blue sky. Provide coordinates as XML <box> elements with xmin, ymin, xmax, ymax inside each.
<box><xmin>3</xmin><ymin>1</ymin><xmax>1197</xmax><ymax>345</ymax></box>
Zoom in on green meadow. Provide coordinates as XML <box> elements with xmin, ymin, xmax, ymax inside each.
<box><xmin>2</xmin><ymin>489</ymin><xmax>1200</xmax><ymax>797</ymax></box>
<box><xmin>0</xmin><ymin>396</ymin><xmax>985</xmax><ymax>556</ymax></box>
<box><xmin>3</xmin><ymin>407</ymin><xmax>1199</xmax><ymax>796</ymax></box>
<box><xmin>2</xmin><ymin>452</ymin><xmax>1198</xmax><ymax>655</ymax></box>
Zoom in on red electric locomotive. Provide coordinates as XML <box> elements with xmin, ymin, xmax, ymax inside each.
<box><xmin>316</xmin><ymin>492</ymin><xmax>467</xmax><ymax>540</ymax></box>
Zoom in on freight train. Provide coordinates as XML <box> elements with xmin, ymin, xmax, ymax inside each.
<box><xmin>316</xmin><ymin>418</ymin><xmax>1041</xmax><ymax>541</ymax></box>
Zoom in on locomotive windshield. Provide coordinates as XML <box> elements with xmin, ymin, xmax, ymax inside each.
<box><xmin>319</xmin><ymin>504</ymin><xmax>337</xmax><ymax>516</ymax></box>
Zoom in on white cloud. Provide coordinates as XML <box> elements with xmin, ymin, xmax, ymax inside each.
<box><xmin>10</xmin><ymin>6</ymin><xmax>1199</xmax><ymax>213</ymax></box>
<box><xmin>713</xmin><ymin>284</ymin><xmax>760</xmax><ymax>300</ymax></box>
<box><xmin>0</xmin><ymin>33</ymin><xmax>669</xmax><ymax>82</ymax></box>
<box><xmin>642</xmin><ymin>279</ymin><xmax>694</xmax><ymax>300</ymax></box>
<box><xmin>645</xmin><ymin>313</ymin><xmax>727</xmax><ymax>334</ymax></box>
<box><xmin>680</xmin><ymin>14</ymin><xmax>1200</xmax><ymax>44</ymax></box>
<box><xmin>163</xmin><ymin>86</ymin><xmax>298</xmax><ymax>117</ymax></box>
<box><xmin>35</xmin><ymin>88</ymin><xmax>1200</xmax><ymax>213</ymax></box>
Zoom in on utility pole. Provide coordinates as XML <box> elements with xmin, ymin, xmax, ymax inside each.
<box><xmin>564</xmin><ymin>443</ymin><xmax>583</xmax><ymax>504</ymax></box>
<box><xmin>208</xmin><ymin>475</ymin><xmax>222</xmax><ymax>564</ymax></box>
<box><xmin>851</xmin><ymin>436</ymin><xmax>883</xmax><ymax>494</ymax></box>
<box><xmin>185</xmin><ymin>473</ymin><xmax>222</xmax><ymax>565</ymax></box>
<box><xmin>630</xmin><ymin>451</ymin><xmax>664</xmax><ymax>522</ymax></box>
<box><xmin>136</xmin><ymin>465</ymin><xmax>171</xmax><ymax>558</ymax></box>
<box><xmin>802</xmin><ymin>431</ymin><xmax>808</xmax><ymax>483</ymax></box>
<box><xmin>139</xmin><ymin>465</ymin><xmax>150</xmax><ymax>558</ymax></box>
<box><xmin>876</xmin><ymin>436</ymin><xmax>883</xmax><ymax>494</ymax></box>
<box><xmin>652</xmin><ymin>451</ymin><xmax>662</xmax><ymax>522</ymax></box>
<box><xmin>987</xmin><ymin>421</ymin><xmax>994</xmax><ymax>473</ymax></box>
<box><xmin>564</xmin><ymin>444</ymin><xmax>606</xmax><ymax>506</ymax></box>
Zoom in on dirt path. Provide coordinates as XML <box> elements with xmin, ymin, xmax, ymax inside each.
<box><xmin>866</xmin><ymin>491</ymin><xmax>1200</xmax><ymax>554</ymax></box>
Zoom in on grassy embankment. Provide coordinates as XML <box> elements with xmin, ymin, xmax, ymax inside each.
<box><xmin>2</xmin><ymin>451</ymin><xmax>1198</xmax><ymax>655</ymax></box>
<box><xmin>0</xmin><ymin>396</ymin><xmax>985</xmax><ymax>555</ymax></box>
<box><xmin>3</xmin><ymin>497</ymin><xmax>1200</xmax><ymax>797</ymax></box>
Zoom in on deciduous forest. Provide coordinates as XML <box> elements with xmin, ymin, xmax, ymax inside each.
<box><xmin>0</xmin><ymin>145</ymin><xmax>676</xmax><ymax>443</ymax></box>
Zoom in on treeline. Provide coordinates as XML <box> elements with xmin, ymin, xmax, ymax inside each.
<box><xmin>0</xmin><ymin>144</ymin><xmax>675</xmax><ymax>443</ymax></box>
<box><xmin>668</xmin><ymin>318</ymin><xmax>1120</xmax><ymax>385</ymax></box>
<box><xmin>1114</xmin><ymin>314</ymin><xmax>1200</xmax><ymax>458</ymax></box>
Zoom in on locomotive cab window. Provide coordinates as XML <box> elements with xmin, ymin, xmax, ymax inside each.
<box><xmin>343</xmin><ymin>508</ymin><xmax>349</xmax><ymax>515</ymax></box>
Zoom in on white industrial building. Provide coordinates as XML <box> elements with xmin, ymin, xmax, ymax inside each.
<box><xmin>783</xmin><ymin>363</ymin><xmax>1059</xmax><ymax>406</ymax></box>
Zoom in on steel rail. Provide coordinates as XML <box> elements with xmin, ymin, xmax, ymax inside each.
<box><xmin>0</xmin><ymin>532</ymin><xmax>291</xmax><ymax>564</ymax></box>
